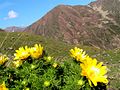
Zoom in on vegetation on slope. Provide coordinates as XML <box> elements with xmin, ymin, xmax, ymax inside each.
<box><xmin>0</xmin><ymin>43</ymin><xmax>109</xmax><ymax>90</ymax></box>
<box><xmin>0</xmin><ymin>32</ymin><xmax>120</xmax><ymax>89</ymax></box>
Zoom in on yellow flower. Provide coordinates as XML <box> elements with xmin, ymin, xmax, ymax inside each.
<box><xmin>53</xmin><ymin>63</ymin><xmax>58</xmax><ymax>68</ymax></box>
<box><xmin>0</xmin><ymin>55</ymin><xmax>8</xmax><ymax>65</ymax></box>
<box><xmin>14</xmin><ymin>46</ymin><xmax>30</xmax><ymax>60</ymax></box>
<box><xmin>44</xmin><ymin>81</ymin><xmax>50</xmax><ymax>87</ymax></box>
<box><xmin>70</xmin><ymin>47</ymin><xmax>87</xmax><ymax>62</ymax></box>
<box><xmin>80</xmin><ymin>58</ymin><xmax>108</xmax><ymax>86</ymax></box>
<box><xmin>0</xmin><ymin>82</ymin><xmax>8</xmax><ymax>90</ymax></box>
<box><xmin>13</xmin><ymin>60</ymin><xmax>23</xmax><ymax>68</ymax></box>
<box><xmin>30</xmin><ymin>44</ymin><xmax>43</xmax><ymax>59</ymax></box>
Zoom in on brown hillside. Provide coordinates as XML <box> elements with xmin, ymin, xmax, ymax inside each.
<box><xmin>25</xmin><ymin>0</ymin><xmax>120</xmax><ymax>49</ymax></box>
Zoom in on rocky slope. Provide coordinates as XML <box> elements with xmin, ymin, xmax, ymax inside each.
<box><xmin>25</xmin><ymin>0</ymin><xmax>120</xmax><ymax>49</ymax></box>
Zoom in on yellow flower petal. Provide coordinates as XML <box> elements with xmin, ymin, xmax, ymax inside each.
<box><xmin>88</xmin><ymin>80</ymin><xmax>92</xmax><ymax>87</ymax></box>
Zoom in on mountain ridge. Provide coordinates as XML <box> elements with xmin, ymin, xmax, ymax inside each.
<box><xmin>5</xmin><ymin>26</ymin><xmax>25</xmax><ymax>32</ymax></box>
<box><xmin>25</xmin><ymin>0</ymin><xmax>120</xmax><ymax>49</ymax></box>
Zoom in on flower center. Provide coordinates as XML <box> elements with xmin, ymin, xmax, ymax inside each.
<box><xmin>22</xmin><ymin>51</ymin><xmax>28</xmax><ymax>56</ymax></box>
<box><xmin>91</xmin><ymin>66</ymin><xmax>100</xmax><ymax>75</ymax></box>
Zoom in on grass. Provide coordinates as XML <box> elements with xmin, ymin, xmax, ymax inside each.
<box><xmin>0</xmin><ymin>32</ymin><xmax>120</xmax><ymax>89</ymax></box>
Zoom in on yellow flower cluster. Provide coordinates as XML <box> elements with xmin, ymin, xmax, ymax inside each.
<box><xmin>0</xmin><ymin>55</ymin><xmax>8</xmax><ymax>65</ymax></box>
<box><xmin>70</xmin><ymin>47</ymin><xmax>87</xmax><ymax>62</ymax></box>
<box><xmin>0</xmin><ymin>82</ymin><xmax>8</xmax><ymax>90</ymax></box>
<box><xmin>13</xmin><ymin>44</ymin><xmax>43</xmax><ymax>67</ymax></box>
<box><xmin>70</xmin><ymin>47</ymin><xmax>108</xmax><ymax>87</ymax></box>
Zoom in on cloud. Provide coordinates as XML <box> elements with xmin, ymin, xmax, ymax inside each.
<box><xmin>8</xmin><ymin>10</ymin><xmax>18</xmax><ymax>18</ymax></box>
<box><xmin>4</xmin><ymin>10</ymin><xmax>18</xmax><ymax>20</ymax></box>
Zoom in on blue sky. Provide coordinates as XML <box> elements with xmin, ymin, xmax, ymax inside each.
<box><xmin>0</xmin><ymin>0</ymin><xmax>96</xmax><ymax>29</ymax></box>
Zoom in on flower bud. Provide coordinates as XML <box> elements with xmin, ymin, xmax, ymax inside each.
<box><xmin>77</xmin><ymin>79</ymin><xmax>84</xmax><ymax>86</ymax></box>
<box><xmin>53</xmin><ymin>63</ymin><xmax>58</xmax><ymax>68</ymax></box>
<box><xmin>44</xmin><ymin>81</ymin><xmax>50</xmax><ymax>87</ymax></box>
<box><xmin>31</xmin><ymin>64</ymin><xmax>35</xmax><ymax>69</ymax></box>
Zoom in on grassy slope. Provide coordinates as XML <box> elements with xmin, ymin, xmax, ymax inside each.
<box><xmin>0</xmin><ymin>32</ymin><xmax>120</xmax><ymax>89</ymax></box>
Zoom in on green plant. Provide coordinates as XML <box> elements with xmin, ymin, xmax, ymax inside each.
<box><xmin>0</xmin><ymin>45</ymin><xmax>108</xmax><ymax>90</ymax></box>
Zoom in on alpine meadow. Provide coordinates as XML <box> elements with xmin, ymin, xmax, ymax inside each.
<box><xmin>0</xmin><ymin>0</ymin><xmax>120</xmax><ymax>90</ymax></box>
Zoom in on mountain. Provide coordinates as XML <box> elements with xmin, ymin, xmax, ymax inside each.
<box><xmin>5</xmin><ymin>26</ymin><xmax>25</xmax><ymax>32</ymax></box>
<box><xmin>90</xmin><ymin>0</ymin><xmax>120</xmax><ymax>24</ymax></box>
<box><xmin>25</xmin><ymin>0</ymin><xmax>120</xmax><ymax>49</ymax></box>
<box><xmin>0</xmin><ymin>28</ymin><xmax>5</xmax><ymax>32</ymax></box>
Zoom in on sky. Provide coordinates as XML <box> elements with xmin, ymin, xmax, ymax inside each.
<box><xmin>0</xmin><ymin>0</ymin><xmax>96</xmax><ymax>29</ymax></box>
